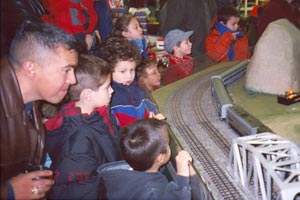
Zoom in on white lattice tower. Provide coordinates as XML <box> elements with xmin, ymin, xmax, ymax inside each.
<box><xmin>227</xmin><ymin>132</ymin><xmax>300</xmax><ymax>200</ymax></box>
<box><xmin>238</xmin><ymin>0</ymin><xmax>259</xmax><ymax>16</ymax></box>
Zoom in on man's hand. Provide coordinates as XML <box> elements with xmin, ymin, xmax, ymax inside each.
<box><xmin>10</xmin><ymin>170</ymin><xmax>54</xmax><ymax>199</ymax></box>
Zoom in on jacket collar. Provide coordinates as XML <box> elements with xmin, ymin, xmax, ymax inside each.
<box><xmin>112</xmin><ymin>80</ymin><xmax>137</xmax><ymax>89</ymax></box>
<box><xmin>63</xmin><ymin>101</ymin><xmax>109</xmax><ymax>117</ymax></box>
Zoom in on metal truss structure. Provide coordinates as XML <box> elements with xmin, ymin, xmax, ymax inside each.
<box><xmin>227</xmin><ymin>133</ymin><xmax>300</xmax><ymax>200</ymax></box>
<box><xmin>238</xmin><ymin>0</ymin><xmax>259</xmax><ymax>16</ymax></box>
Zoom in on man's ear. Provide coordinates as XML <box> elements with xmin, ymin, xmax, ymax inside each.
<box><xmin>22</xmin><ymin>61</ymin><xmax>36</xmax><ymax>78</ymax></box>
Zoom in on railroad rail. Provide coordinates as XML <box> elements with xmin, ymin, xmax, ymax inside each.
<box><xmin>158</xmin><ymin>61</ymin><xmax>300</xmax><ymax>200</ymax></box>
<box><xmin>164</xmin><ymin>71</ymin><xmax>252</xmax><ymax>199</ymax></box>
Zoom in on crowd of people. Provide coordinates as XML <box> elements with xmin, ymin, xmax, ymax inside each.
<box><xmin>1</xmin><ymin>0</ymin><xmax>300</xmax><ymax>199</ymax></box>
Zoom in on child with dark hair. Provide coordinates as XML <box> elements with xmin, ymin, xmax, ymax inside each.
<box><xmin>99</xmin><ymin>118</ymin><xmax>193</xmax><ymax>200</ymax></box>
<box><xmin>44</xmin><ymin>54</ymin><xmax>122</xmax><ymax>199</ymax></box>
<box><xmin>99</xmin><ymin>37</ymin><xmax>164</xmax><ymax>127</ymax></box>
<box><xmin>111</xmin><ymin>14</ymin><xmax>148</xmax><ymax>59</ymax></box>
<box><xmin>136</xmin><ymin>59</ymin><xmax>161</xmax><ymax>93</ymax></box>
<box><xmin>205</xmin><ymin>5</ymin><xmax>250</xmax><ymax>63</ymax></box>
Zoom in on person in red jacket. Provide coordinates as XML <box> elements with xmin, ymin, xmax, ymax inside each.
<box><xmin>41</xmin><ymin>0</ymin><xmax>98</xmax><ymax>34</ymax></box>
<box><xmin>256</xmin><ymin>0</ymin><xmax>300</xmax><ymax>37</ymax></box>
<box><xmin>205</xmin><ymin>6</ymin><xmax>250</xmax><ymax>63</ymax></box>
<box><xmin>41</xmin><ymin>0</ymin><xmax>100</xmax><ymax>56</ymax></box>
<box><xmin>162</xmin><ymin>29</ymin><xmax>194</xmax><ymax>85</ymax></box>
<box><xmin>249</xmin><ymin>0</ymin><xmax>270</xmax><ymax>17</ymax></box>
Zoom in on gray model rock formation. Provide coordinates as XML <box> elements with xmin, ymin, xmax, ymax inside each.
<box><xmin>245</xmin><ymin>19</ymin><xmax>300</xmax><ymax>95</ymax></box>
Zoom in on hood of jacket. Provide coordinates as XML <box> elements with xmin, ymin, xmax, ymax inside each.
<box><xmin>101</xmin><ymin>168</ymin><xmax>169</xmax><ymax>200</ymax></box>
<box><xmin>45</xmin><ymin>101</ymin><xmax>120</xmax><ymax>164</ymax></box>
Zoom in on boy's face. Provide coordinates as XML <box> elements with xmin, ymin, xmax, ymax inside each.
<box><xmin>174</xmin><ymin>38</ymin><xmax>192</xmax><ymax>57</ymax></box>
<box><xmin>91</xmin><ymin>75</ymin><xmax>113</xmax><ymax>107</ymax></box>
<box><xmin>113</xmin><ymin>60</ymin><xmax>136</xmax><ymax>85</ymax></box>
<box><xmin>123</xmin><ymin>18</ymin><xmax>143</xmax><ymax>40</ymax></box>
<box><xmin>225</xmin><ymin>16</ymin><xmax>240</xmax><ymax>31</ymax></box>
<box><xmin>142</xmin><ymin>65</ymin><xmax>161</xmax><ymax>90</ymax></box>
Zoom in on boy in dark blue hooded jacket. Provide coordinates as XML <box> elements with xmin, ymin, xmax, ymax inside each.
<box><xmin>45</xmin><ymin>55</ymin><xmax>122</xmax><ymax>199</ymax></box>
<box><xmin>99</xmin><ymin>118</ymin><xmax>193</xmax><ymax>200</ymax></box>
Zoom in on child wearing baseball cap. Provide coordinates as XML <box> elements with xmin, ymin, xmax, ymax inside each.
<box><xmin>162</xmin><ymin>29</ymin><xmax>194</xmax><ymax>85</ymax></box>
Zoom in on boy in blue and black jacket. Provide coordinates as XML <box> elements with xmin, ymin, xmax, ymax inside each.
<box><xmin>44</xmin><ymin>54</ymin><xmax>122</xmax><ymax>199</ymax></box>
<box><xmin>98</xmin><ymin>119</ymin><xmax>193</xmax><ymax>200</ymax></box>
<box><xmin>99</xmin><ymin>37</ymin><xmax>164</xmax><ymax>127</ymax></box>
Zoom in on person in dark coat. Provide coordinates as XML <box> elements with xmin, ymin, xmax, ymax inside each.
<box><xmin>94</xmin><ymin>0</ymin><xmax>113</xmax><ymax>41</ymax></box>
<box><xmin>160</xmin><ymin>0</ymin><xmax>218</xmax><ymax>57</ymax></box>
<box><xmin>1</xmin><ymin>21</ymin><xmax>78</xmax><ymax>200</ymax></box>
<box><xmin>99</xmin><ymin>118</ymin><xmax>193</xmax><ymax>200</ymax></box>
<box><xmin>45</xmin><ymin>55</ymin><xmax>122</xmax><ymax>199</ymax></box>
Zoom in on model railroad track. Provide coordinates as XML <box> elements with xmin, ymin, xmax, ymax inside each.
<box><xmin>165</xmin><ymin>74</ymin><xmax>245</xmax><ymax>200</ymax></box>
<box><xmin>192</xmin><ymin>78</ymin><xmax>231</xmax><ymax>155</ymax></box>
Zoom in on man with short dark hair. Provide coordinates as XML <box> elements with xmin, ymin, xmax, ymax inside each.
<box><xmin>0</xmin><ymin>21</ymin><xmax>78</xmax><ymax>200</ymax></box>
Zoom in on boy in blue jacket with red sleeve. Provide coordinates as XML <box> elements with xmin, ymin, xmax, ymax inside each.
<box><xmin>99</xmin><ymin>37</ymin><xmax>165</xmax><ymax>127</ymax></box>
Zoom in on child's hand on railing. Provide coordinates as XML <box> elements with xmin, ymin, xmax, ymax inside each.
<box><xmin>148</xmin><ymin>112</ymin><xmax>166</xmax><ymax>120</ymax></box>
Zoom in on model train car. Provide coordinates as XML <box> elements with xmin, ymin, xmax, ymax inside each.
<box><xmin>210</xmin><ymin>60</ymin><xmax>272</xmax><ymax>136</ymax></box>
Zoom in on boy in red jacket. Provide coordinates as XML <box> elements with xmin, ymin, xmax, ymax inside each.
<box><xmin>162</xmin><ymin>29</ymin><xmax>194</xmax><ymax>85</ymax></box>
<box><xmin>205</xmin><ymin>6</ymin><xmax>250</xmax><ymax>63</ymax></box>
